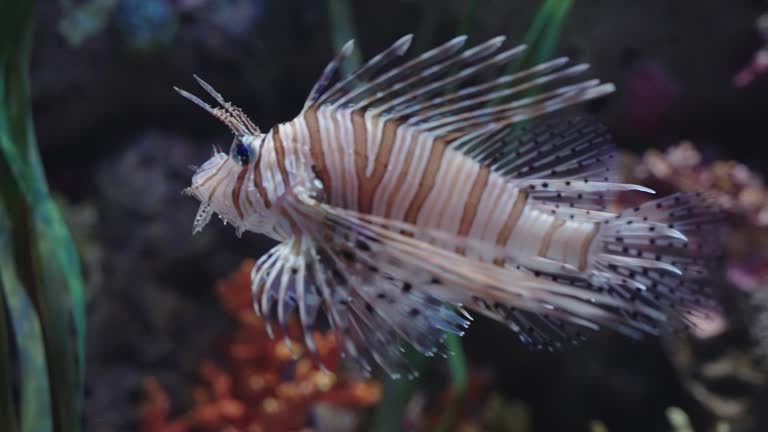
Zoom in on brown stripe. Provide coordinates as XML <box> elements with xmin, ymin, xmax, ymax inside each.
<box><xmin>477</xmin><ymin>184</ymin><xmax>503</xmax><ymax>240</ymax></box>
<box><xmin>355</xmin><ymin>113</ymin><xmax>399</xmax><ymax>213</ymax></box>
<box><xmin>404</xmin><ymin>140</ymin><xmax>448</xmax><ymax>224</ymax></box>
<box><xmin>538</xmin><ymin>218</ymin><xmax>566</xmax><ymax>257</ymax></box>
<box><xmin>457</xmin><ymin>166</ymin><xmax>490</xmax><ymax>236</ymax></box>
<box><xmin>271</xmin><ymin>125</ymin><xmax>290</xmax><ymax>187</ymax></box>
<box><xmin>243</xmin><ymin>165</ymin><xmax>256</xmax><ymax>211</ymax></box>
<box><xmin>351</xmin><ymin>111</ymin><xmax>369</xmax><ymax>210</ymax></box>
<box><xmin>206</xmin><ymin>170</ymin><xmax>229</xmax><ymax>203</ymax></box>
<box><xmin>282</xmin><ymin>214</ymin><xmax>304</xmax><ymax>240</ymax></box>
<box><xmin>383</xmin><ymin>132</ymin><xmax>417</xmax><ymax>218</ymax></box>
<box><xmin>195</xmin><ymin>159</ymin><xmax>227</xmax><ymax>190</ymax></box>
<box><xmin>303</xmin><ymin>108</ymin><xmax>331</xmax><ymax>198</ymax></box>
<box><xmin>495</xmin><ymin>190</ymin><xmax>529</xmax><ymax>247</ymax></box>
<box><xmin>578</xmin><ymin>222</ymin><xmax>601</xmax><ymax>272</ymax></box>
<box><xmin>561</xmin><ymin>228</ymin><xmax>573</xmax><ymax>263</ymax></box>
<box><xmin>252</xmin><ymin>136</ymin><xmax>271</xmax><ymax>208</ymax></box>
<box><xmin>455</xmin><ymin>166</ymin><xmax>490</xmax><ymax>255</ymax></box>
<box><xmin>231</xmin><ymin>166</ymin><xmax>248</xmax><ymax>220</ymax></box>
<box><xmin>328</xmin><ymin>111</ymin><xmax>350</xmax><ymax>207</ymax></box>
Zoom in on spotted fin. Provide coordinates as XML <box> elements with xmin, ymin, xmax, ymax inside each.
<box><xmin>302</xmin><ymin>34</ymin><xmax>616</xmax><ymax>150</ymax></box>
<box><xmin>591</xmin><ymin>192</ymin><xmax>725</xmax><ymax>309</ymax></box>
<box><xmin>485</xmin><ymin>116</ymin><xmax>657</xmax><ymax>212</ymax></box>
<box><xmin>485</xmin><ymin>117</ymin><xmax>620</xmax><ymax>181</ymax></box>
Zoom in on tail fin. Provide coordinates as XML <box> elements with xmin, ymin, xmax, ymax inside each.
<box><xmin>589</xmin><ymin>192</ymin><xmax>725</xmax><ymax>332</ymax></box>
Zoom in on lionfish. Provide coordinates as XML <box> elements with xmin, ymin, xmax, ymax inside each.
<box><xmin>176</xmin><ymin>35</ymin><xmax>722</xmax><ymax>377</ymax></box>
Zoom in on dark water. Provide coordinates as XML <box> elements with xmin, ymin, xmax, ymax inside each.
<box><xmin>28</xmin><ymin>1</ymin><xmax>768</xmax><ymax>430</ymax></box>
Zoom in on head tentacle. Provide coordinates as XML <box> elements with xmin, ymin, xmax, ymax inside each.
<box><xmin>174</xmin><ymin>76</ymin><xmax>261</xmax><ymax>135</ymax></box>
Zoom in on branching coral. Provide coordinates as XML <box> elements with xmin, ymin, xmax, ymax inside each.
<box><xmin>141</xmin><ymin>260</ymin><xmax>381</xmax><ymax>432</ymax></box>
<box><xmin>622</xmin><ymin>141</ymin><xmax>768</xmax><ymax>292</ymax></box>
<box><xmin>620</xmin><ymin>142</ymin><xmax>768</xmax><ymax>424</ymax></box>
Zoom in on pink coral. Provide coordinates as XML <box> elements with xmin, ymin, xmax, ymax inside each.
<box><xmin>622</xmin><ymin>141</ymin><xmax>768</xmax><ymax>291</ymax></box>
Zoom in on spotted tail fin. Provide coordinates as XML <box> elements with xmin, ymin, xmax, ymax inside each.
<box><xmin>588</xmin><ymin>192</ymin><xmax>726</xmax><ymax>332</ymax></box>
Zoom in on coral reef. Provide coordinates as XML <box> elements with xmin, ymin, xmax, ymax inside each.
<box><xmin>624</xmin><ymin>141</ymin><xmax>768</xmax><ymax>292</ymax></box>
<box><xmin>619</xmin><ymin>141</ymin><xmax>768</xmax><ymax>428</ymax></box>
<box><xmin>141</xmin><ymin>260</ymin><xmax>381</xmax><ymax>432</ymax></box>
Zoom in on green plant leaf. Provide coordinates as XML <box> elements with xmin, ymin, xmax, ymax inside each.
<box><xmin>0</xmin><ymin>282</ymin><xmax>19</xmax><ymax>432</ymax></box>
<box><xmin>507</xmin><ymin>0</ymin><xmax>574</xmax><ymax>75</ymax></box>
<box><xmin>0</xmin><ymin>1</ymin><xmax>87</xmax><ymax>431</ymax></box>
<box><xmin>530</xmin><ymin>0</ymin><xmax>573</xmax><ymax>66</ymax></box>
<box><xmin>327</xmin><ymin>0</ymin><xmax>362</xmax><ymax>75</ymax></box>
<box><xmin>459</xmin><ymin>0</ymin><xmax>479</xmax><ymax>36</ymax></box>
<box><xmin>369</xmin><ymin>347</ymin><xmax>429</xmax><ymax>432</ymax></box>
<box><xmin>0</xmin><ymin>198</ymin><xmax>53</xmax><ymax>432</ymax></box>
<box><xmin>434</xmin><ymin>332</ymin><xmax>468</xmax><ymax>432</ymax></box>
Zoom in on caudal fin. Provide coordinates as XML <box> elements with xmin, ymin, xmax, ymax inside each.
<box><xmin>589</xmin><ymin>192</ymin><xmax>725</xmax><ymax>333</ymax></box>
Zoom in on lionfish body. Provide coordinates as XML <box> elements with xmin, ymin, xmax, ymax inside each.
<box><xmin>179</xmin><ymin>35</ymin><xmax>722</xmax><ymax>376</ymax></box>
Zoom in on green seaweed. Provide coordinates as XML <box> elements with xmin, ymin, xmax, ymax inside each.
<box><xmin>434</xmin><ymin>333</ymin><xmax>468</xmax><ymax>432</ymax></box>
<box><xmin>0</xmin><ymin>1</ymin><xmax>87</xmax><ymax>431</ymax></box>
<box><xmin>0</xmin><ymin>284</ymin><xmax>18</xmax><ymax>432</ymax></box>
<box><xmin>459</xmin><ymin>0</ymin><xmax>480</xmax><ymax>36</ymax></box>
<box><xmin>0</xmin><ymin>199</ymin><xmax>52</xmax><ymax>432</ymax></box>
<box><xmin>493</xmin><ymin>0</ymin><xmax>574</xmax><ymax>128</ymax></box>
<box><xmin>327</xmin><ymin>0</ymin><xmax>363</xmax><ymax>76</ymax></box>
<box><xmin>369</xmin><ymin>347</ymin><xmax>429</xmax><ymax>432</ymax></box>
<box><xmin>508</xmin><ymin>0</ymin><xmax>574</xmax><ymax>75</ymax></box>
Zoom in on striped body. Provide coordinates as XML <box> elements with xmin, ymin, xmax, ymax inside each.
<box><xmin>241</xmin><ymin>106</ymin><xmax>602</xmax><ymax>275</ymax></box>
<box><xmin>180</xmin><ymin>34</ymin><xmax>722</xmax><ymax>374</ymax></box>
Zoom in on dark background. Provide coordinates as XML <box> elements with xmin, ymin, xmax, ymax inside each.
<box><xmin>28</xmin><ymin>1</ymin><xmax>768</xmax><ymax>430</ymax></box>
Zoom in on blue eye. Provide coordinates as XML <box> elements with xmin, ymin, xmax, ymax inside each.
<box><xmin>234</xmin><ymin>142</ymin><xmax>250</xmax><ymax>164</ymax></box>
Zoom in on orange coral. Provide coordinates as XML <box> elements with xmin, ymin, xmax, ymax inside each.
<box><xmin>142</xmin><ymin>260</ymin><xmax>381</xmax><ymax>432</ymax></box>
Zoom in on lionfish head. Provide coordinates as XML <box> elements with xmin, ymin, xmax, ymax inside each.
<box><xmin>175</xmin><ymin>76</ymin><xmax>266</xmax><ymax>236</ymax></box>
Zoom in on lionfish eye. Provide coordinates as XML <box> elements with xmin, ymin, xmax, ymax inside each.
<box><xmin>230</xmin><ymin>140</ymin><xmax>250</xmax><ymax>165</ymax></box>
